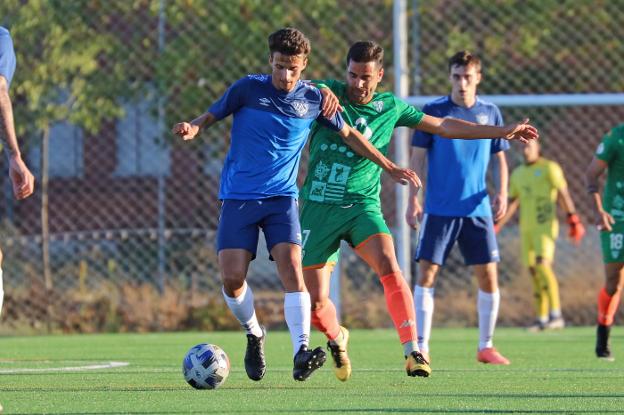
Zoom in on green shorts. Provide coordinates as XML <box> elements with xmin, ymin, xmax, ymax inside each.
<box><xmin>600</xmin><ymin>221</ymin><xmax>624</xmax><ymax>263</ymax></box>
<box><xmin>299</xmin><ymin>200</ymin><xmax>391</xmax><ymax>268</ymax></box>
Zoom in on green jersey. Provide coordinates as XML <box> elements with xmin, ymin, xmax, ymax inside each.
<box><xmin>300</xmin><ymin>79</ymin><xmax>424</xmax><ymax>205</ymax></box>
<box><xmin>596</xmin><ymin>123</ymin><xmax>624</xmax><ymax>222</ymax></box>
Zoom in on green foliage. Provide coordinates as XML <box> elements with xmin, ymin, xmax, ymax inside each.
<box><xmin>0</xmin><ymin>0</ymin><xmax>134</xmax><ymax>144</ymax></box>
<box><xmin>417</xmin><ymin>0</ymin><xmax>624</xmax><ymax>94</ymax></box>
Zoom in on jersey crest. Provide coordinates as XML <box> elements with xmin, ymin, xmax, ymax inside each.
<box><xmin>476</xmin><ymin>113</ymin><xmax>489</xmax><ymax>125</ymax></box>
<box><xmin>373</xmin><ymin>101</ymin><xmax>384</xmax><ymax>113</ymax></box>
<box><xmin>292</xmin><ymin>100</ymin><xmax>309</xmax><ymax>117</ymax></box>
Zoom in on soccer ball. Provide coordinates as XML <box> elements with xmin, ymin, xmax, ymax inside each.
<box><xmin>183</xmin><ymin>343</ymin><xmax>230</xmax><ymax>389</ymax></box>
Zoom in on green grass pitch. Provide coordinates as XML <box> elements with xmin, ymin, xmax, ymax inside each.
<box><xmin>0</xmin><ymin>327</ymin><xmax>622</xmax><ymax>414</ymax></box>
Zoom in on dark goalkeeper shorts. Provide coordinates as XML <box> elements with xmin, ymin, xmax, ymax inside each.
<box><xmin>299</xmin><ymin>200</ymin><xmax>391</xmax><ymax>269</ymax></box>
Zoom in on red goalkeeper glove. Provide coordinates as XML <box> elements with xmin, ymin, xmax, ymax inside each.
<box><xmin>567</xmin><ymin>213</ymin><xmax>586</xmax><ymax>245</ymax></box>
<box><xmin>493</xmin><ymin>222</ymin><xmax>501</xmax><ymax>234</ymax></box>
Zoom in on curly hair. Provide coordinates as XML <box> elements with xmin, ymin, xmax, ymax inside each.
<box><xmin>268</xmin><ymin>27</ymin><xmax>311</xmax><ymax>56</ymax></box>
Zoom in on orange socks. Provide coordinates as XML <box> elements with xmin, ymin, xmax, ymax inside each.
<box><xmin>598</xmin><ymin>287</ymin><xmax>621</xmax><ymax>326</ymax></box>
<box><xmin>380</xmin><ymin>272</ymin><xmax>417</xmax><ymax>344</ymax></box>
<box><xmin>311</xmin><ymin>300</ymin><xmax>341</xmax><ymax>340</ymax></box>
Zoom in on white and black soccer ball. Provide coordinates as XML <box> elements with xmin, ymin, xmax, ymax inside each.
<box><xmin>183</xmin><ymin>343</ymin><xmax>230</xmax><ymax>390</ymax></box>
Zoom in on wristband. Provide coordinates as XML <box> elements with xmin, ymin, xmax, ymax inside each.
<box><xmin>587</xmin><ymin>183</ymin><xmax>599</xmax><ymax>194</ymax></box>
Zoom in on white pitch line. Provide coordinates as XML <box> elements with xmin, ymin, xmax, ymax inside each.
<box><xmin>0</xmin><ymin>361</ymin><xmax>129</xmax><ymax>374</ymax></box>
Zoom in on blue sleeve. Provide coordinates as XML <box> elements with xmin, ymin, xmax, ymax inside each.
<box><xmin>316</xmin><ymin>110</ymin><xmax>345</xmax><ymax>132</ymax></box>
<box><xmin>0</xmin><ymin>30</ymin><xmax>16</xmax><ymax>87</ymax></box>
<box><xmin>315</xmin><ymin>92</ymin><xmax>344</xmax><ymax>131</ymax></box>
<box><xmin>411</xmin><ymin>103</ymin><xmax>433</xmax><ymax>148</ymax></box>
<box><xmin>490</xmin><ymin>106</ymin><xmax>509</xmax><ymax>153</ymax></box>
<box><xmin>207</xmin><ymin>77</ymin><xmax>248</xmax><ymax>120</ymax></box>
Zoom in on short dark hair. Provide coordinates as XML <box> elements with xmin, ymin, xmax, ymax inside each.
<box><xmin>268</xmin><ymin>27</ymin><xmax>311</xmax><ymax>56</ymax></box>
<box><xmin>448</xmin><ymin>51</ymin><xmax>482</xmax><ymax>73</ymax></box>
<box><xmin>346</xmin><ymin>41</ymin><xmax>384</xmax><ymax>67</ymax></box>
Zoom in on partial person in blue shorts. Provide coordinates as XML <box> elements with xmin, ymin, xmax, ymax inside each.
<box><xmin>0</xmin><ymin>27</ymin><xmax>35</xmax><ymax>413</ymax></box>
<box><xmin>406</xmin><ymin>51</ymin><xmax>511</xmax><ymax>365</ymax></box>
<box><xmin>172</xmin><ymin>27</ymin><xmax>419</xmax><ymax>382</ymax></box>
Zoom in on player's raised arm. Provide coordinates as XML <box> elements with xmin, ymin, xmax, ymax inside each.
<box><xmin>416</xmin><ymin>115</ymin><xmax>538</xmax><ymax>143</ymax></box>
<box><xmin>586</xmin><ymin>156</ymin><xmax>614</xmax><ymax>231</ymax></box>
<box><xmin>172</xmin><ymin>112</ymin><xmax>218</xmax><ymax>141</ymax></box>
<box><xmin>337</xmin><ymin>124</ymin><xmax>421</xmax><ymax>188</ymax></box>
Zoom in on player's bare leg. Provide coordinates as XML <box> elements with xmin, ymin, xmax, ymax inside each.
<box><xmin>272</xmin><ymin>243</ymin><xmax>326</xmax><ymax>381</ymax></box>
<box><xmin>306</xmin><ymin>265</ymin><xmax>351</xmax><ymax>381</ymax></box>
<box><xmin>474</xmin><ymin>263</ymin><xmax>509</xmax><ymax>365</ymax></box>
<box><xmin>357</xmin><ymin>234</ymin><xmax>430</xmax><ymax>377</ymax></box>
<box><xmin>415</xmin><ymin>259</ymin><xmax>440</xmax><ymax>363</ymax></box>
<box><xmin>219</xmin><ymin>249</ymin><xmax>267</xmax><ymax>380</ymax></box>
<box><xmin>596</xmin><ymin>262</ymin><xmax>624</xmax><ymax>360</ymax></box>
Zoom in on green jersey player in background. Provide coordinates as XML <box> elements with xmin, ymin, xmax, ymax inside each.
<box><xmin>300</xmin><ymin>41</ymin><xmax>538</xmax><ymax>381</ymax></box>
<box><xmin>586</xmin><ymin>124</ymin><xmax>624</xmax><ymax>361</ymax></box>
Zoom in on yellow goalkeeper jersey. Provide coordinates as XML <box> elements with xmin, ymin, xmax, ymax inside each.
<box><xmin>509</xmin><ymin>157</ymin><xmax>567</xmax><ymax>237</ymax></box>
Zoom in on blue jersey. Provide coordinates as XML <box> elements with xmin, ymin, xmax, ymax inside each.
<box><xmin>0</xmin><ymin>27</ymin><xmax>16</xmax><ymax>87</ymax></box>
<box><xmin>412</xmin><ymin>96</ymin><xmax>508</xmax><ymax>217</ymax></box>
<box><xmin>209</xmin><ymin>75</ymin><xmax>344</xmax><ymax>200</ymax></box>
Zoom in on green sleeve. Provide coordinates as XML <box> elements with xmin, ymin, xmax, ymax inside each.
<box><xmin>311</xmin><ymin>79</ymin><xmax>337</xmax><ymax>91</ymax></box>
<box><xmin>596</xmin><ymin>126</ymin><xmax>623</xmax><ymax>163</ymax></box>
<box><xmin>395</xmin><ymin>96</ymin><xmax>424</xmax><ymax>127</ymax></box>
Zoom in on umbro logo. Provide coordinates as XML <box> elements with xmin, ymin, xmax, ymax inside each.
<box><xmin>259</xmin><ymin>97</ymin><xmax>271</xmax><ymax>106</ymax></box>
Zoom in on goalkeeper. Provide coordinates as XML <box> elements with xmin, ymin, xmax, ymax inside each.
<box><xmin>496</xmin><ymin>139</ymin><xmax>585</xmax><ymax>330</ymax></box>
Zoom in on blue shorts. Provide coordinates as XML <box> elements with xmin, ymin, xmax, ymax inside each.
<box><xmin>217</xmin><ymin>196</ymin><xmax>301</xmax><ymax>258</ymax></box>
<box><xmin>415</xmin><ymin>214</ymin><xmax>500</xmax><ymax>266</ymax></box>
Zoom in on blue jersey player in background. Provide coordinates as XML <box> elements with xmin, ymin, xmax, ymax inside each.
<box><xmin>407</xmin><ymin>51</ymin><xmax>512</xmax><ymax>366</ymax></box>
<box><xmin>0</xmin><ymin>29</ymin><xmax>35</xmax><ymax>404</ymax></box>
<box><xmin>172</xmin><ymin>27</ymin><xmax>419</xmax><ymax>382</ymax></box>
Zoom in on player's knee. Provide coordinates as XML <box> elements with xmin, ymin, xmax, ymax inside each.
<box><xmin>220</xmin><ymin>267</ymin><xmax>247</xmax><ymax>293</ymax></box>
<box><xmin>221</xmin><ymin>278</ymin><xmax>246</xmax><ymax>296</ymax></box>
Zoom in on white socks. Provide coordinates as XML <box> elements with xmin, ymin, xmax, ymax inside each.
<box><xmin>222</xmin><ymin>284</ymin><xmax>312</xmax><ymax>357</ymax></box>
<box><xmin>222</xmin><ymin>282</ymin><xmax>263</xmax><ymax>338</ymax></box>
<box><xmin>0</xmin><ymin>268</ymin><xmax>3</xmax><ymax>319</ymax></box>
<box><xmin>478</xmin><ymin>289</ymin><xmax>500</xmax><ymax>350</ymax></box>
<box><xmin>284</xmin><ymin>291</ymin><xmax>311</xmax><ymax>356</ymax></box>
<box><xmin>414</xmin><ymin>285</ymin><xmax>434</xmax><ymax>353</ymax></box>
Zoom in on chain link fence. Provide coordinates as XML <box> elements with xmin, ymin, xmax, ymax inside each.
<box><xmin>0</xmin><ymin>0</ymin><xmax>622</xmax><ymax>333</ymax></box>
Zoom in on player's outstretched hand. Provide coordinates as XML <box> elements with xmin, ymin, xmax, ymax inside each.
<box><xmin>172</xmin><ymin>122</ymin><xmax>199</xmax><ymax>140</ymax></box>
<box><xmin>503</xmin><ymin>118</ymin><xmax>539</xmax><ymax>143</ymax></box>
<box><xmin>405</xmin><ymin>198</ymin><xmax>423</xmax><ymax>229</ymax></box>
<box><xmin>567</xmin><ymin>214</ymin><xmax>586</xmax><ymax>245</ymax></box>
<box><xmin>596</xmin><ymin>209</ymin><xmax>615</xmax><ymax>232</ymax></box>
<box><xmin>9</xmin><ymin>155</ymin><xmax>35</xmax><ymax>200</ymax></box>
<box><xmin>389</xmin><ymin>166</ymin><xmax>421</xmax><ymax>188</ymax></box>
<box><xmin>319</xmin><ymin>87</ymin><xmax>343</xmax><ymax>118</ymax></box>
